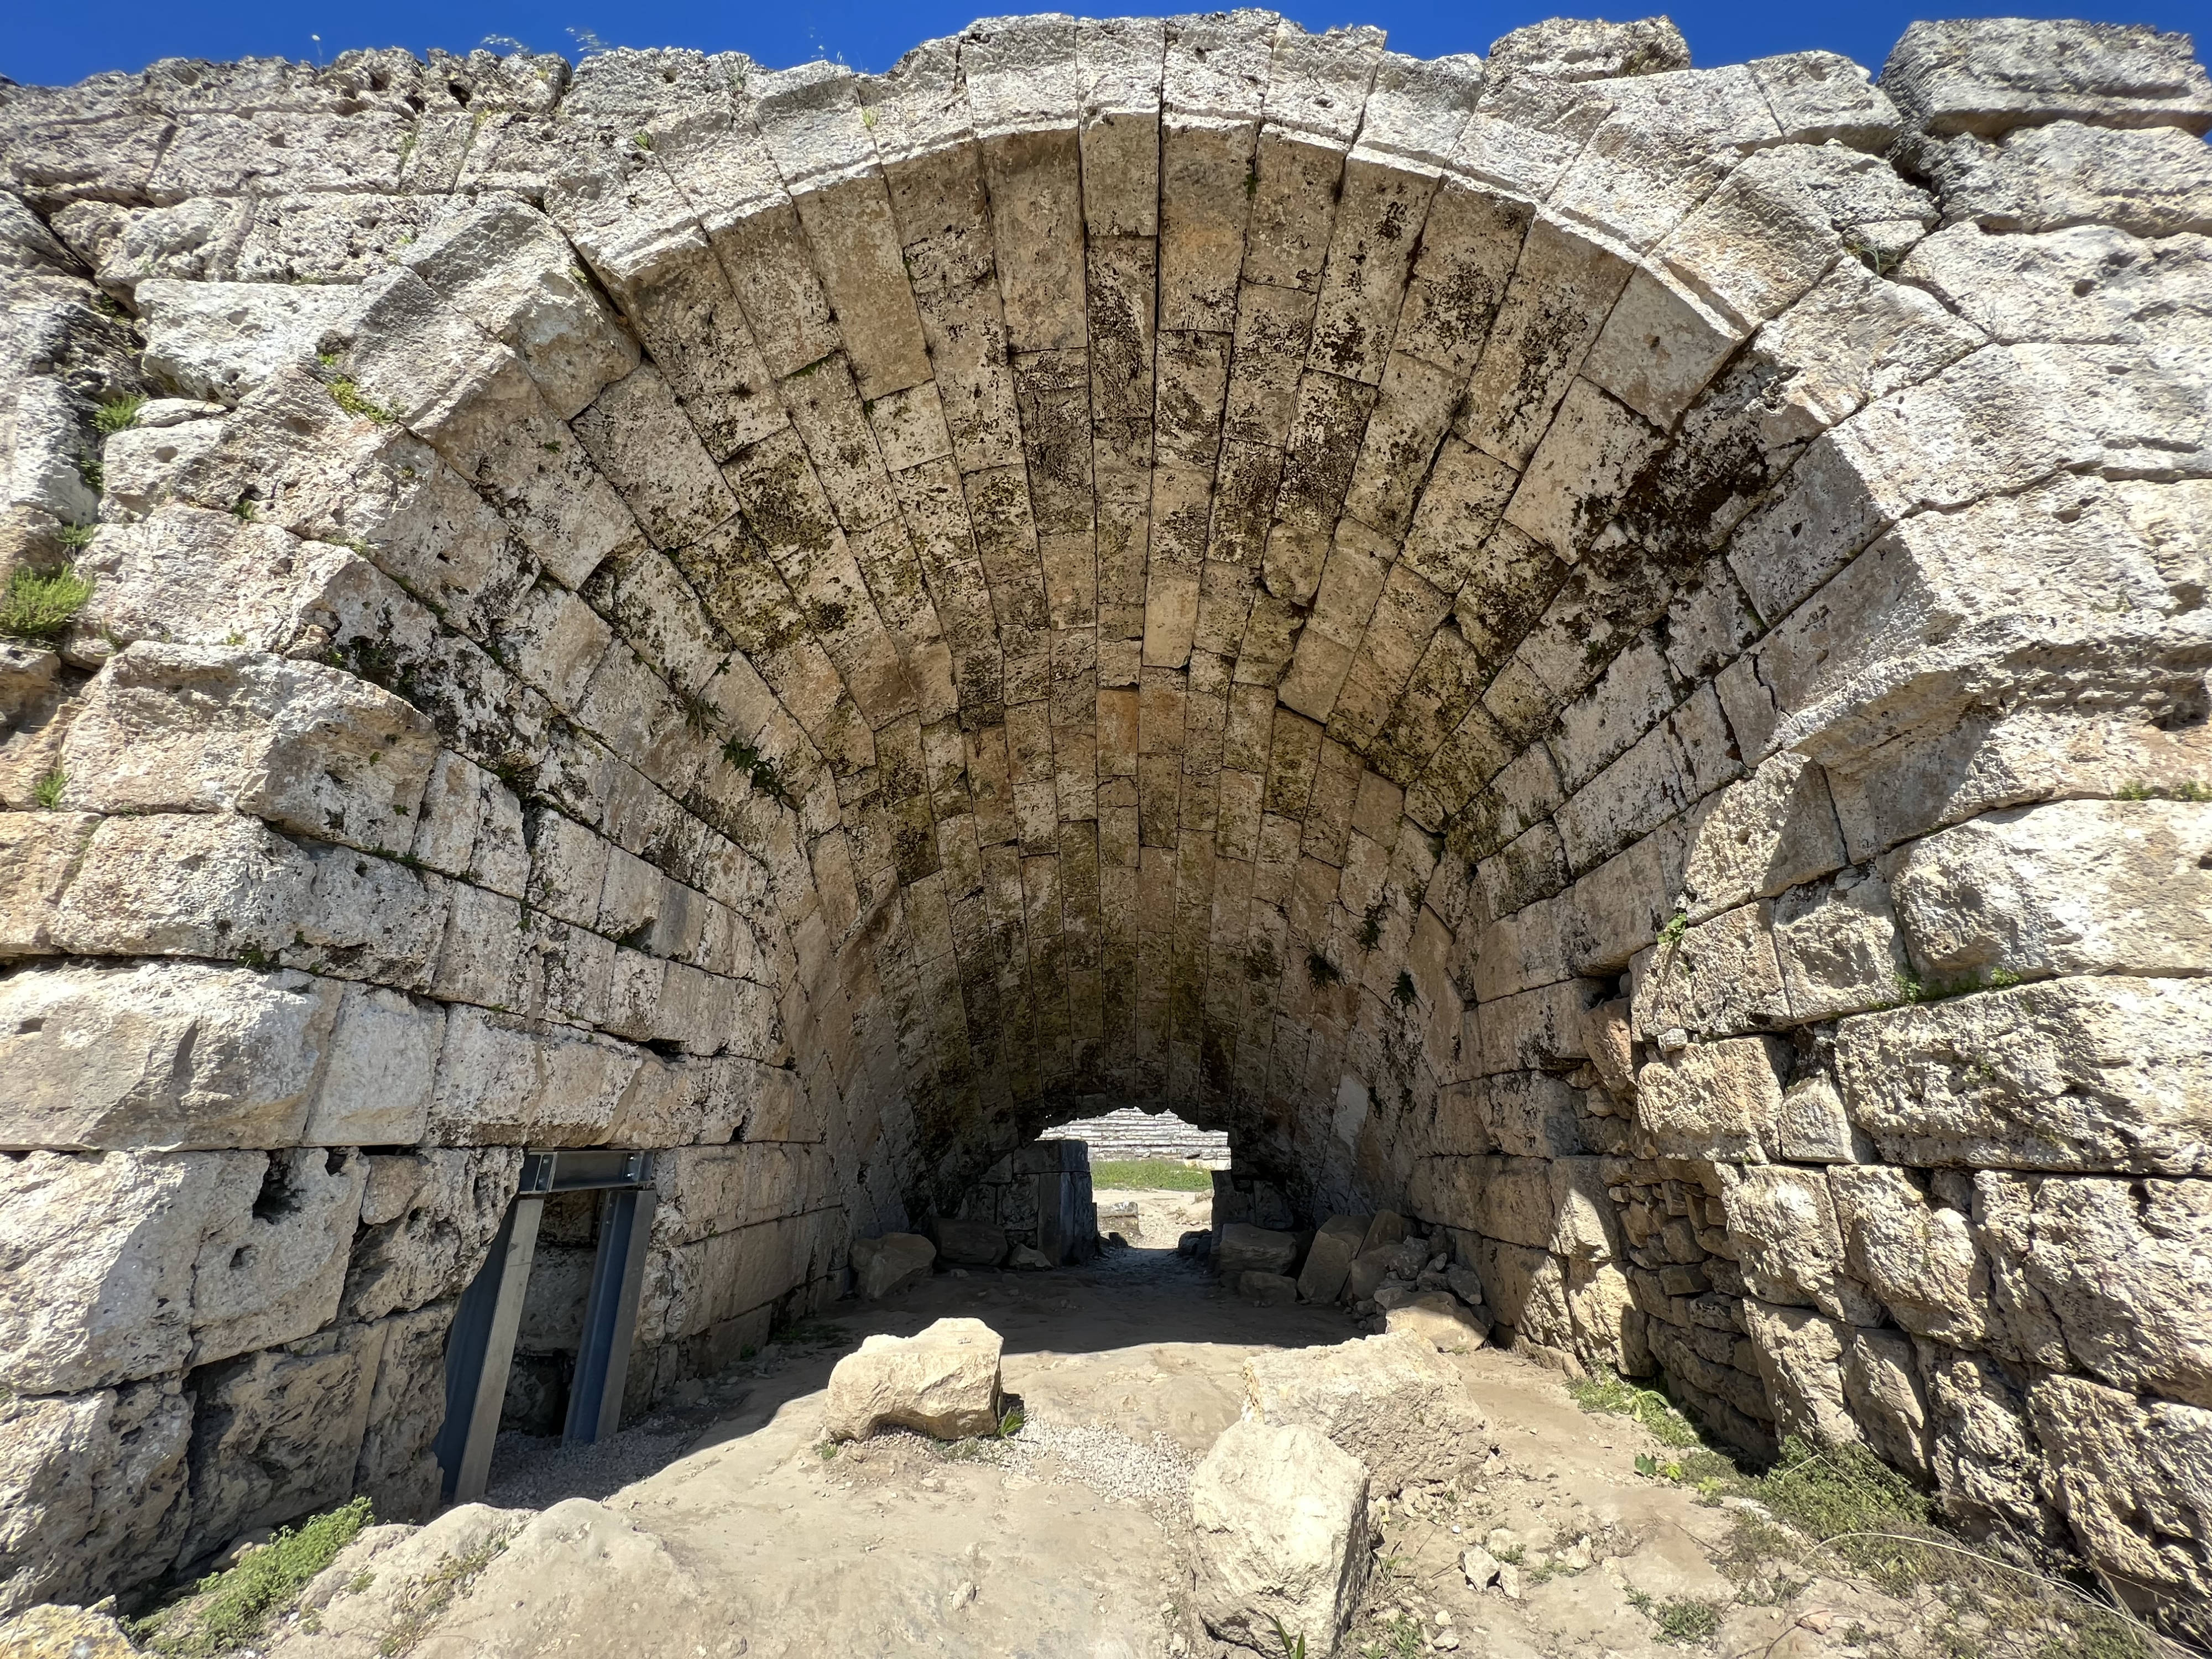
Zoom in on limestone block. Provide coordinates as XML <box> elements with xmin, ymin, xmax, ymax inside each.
<box><xmin>1742</xmin><ymin>1298</ymin><xmax>1859</xmax><ymax>1448</ymax></box>
<box><xmin>1723</xmin><ymin>1165</ymin><xmax>1877</xmax><ymax>1324</ymax></box>
<box><xmin>346</xmin><ymin>269</ymin><xmax>638</xmax><ymax>589</ymax></box>
<box><xmin>0</xmin><ymin>960</ymin><xmax>342</xmax><ymax>1152</ymax></box>
<box><xmin>1244</xmin><ymin>1331</ymin><xmax>1492</xmax><ymax>1496</ymax></box>
<box><xmin>0</xmin><ymin>1151</ymin><xmax>246</xmax><ymax>1392</ymax></box>
<box><xmin>1827</xmin><ymin>1166</ymin><xmax>1988</xmax><ymax>1348</ymax></box>
<box><xmin>1833</xmin><ymin>977</ymin><xmax>2212</xmax><ymax>1175</ymax></box>
<box><xmin>823</xmin><ymin>1316</ymin><xmax>1001</xmax><ymax>1441</ymax></box>
<box><xmin>351</xmin><ymin>1300</ymin><xmax>457</xmax><ymax>1524</ymax></box>
<box><xmin>1191</xmin><ymin>1417</ymin><xmax>1370</xmax><ymax>1659</ymax></box>
<box><xmin>1842</xmin><ymin>1328</ymin><xmax>1931</xmax><ymax>1478</ymax></box>
<box><xmin>341</xmin><ymin>1147</ymin><xmax>524</xmax><ymax>1323</ymax></box>
<box><xmin>1632</xmin><ymin>903</ymin><xmax>1790</xmax><ymax>1040</ymax></box>
<box><xmin>0</xmin><ymin>810</ymin><xmax>96</xmax><ymax>957</ymax></box>
<box><xmin>1677</xmin><ymin>753</ymin><xmax>1848</xmax><ymax>924</ymax></box>
<box><xmin>136</xmin><ymin>278</ymin><xmax>366</xmax><ymax>405</ymax></box>
<box><xmin>1887</xmin><ymin>800</ymin><xmax>2212</xmax><ymax>982</ymax></box>
<box><xmin>935</xmin><ymin>1217</ymin><xmax>1008</xmax><ymax>1267</ymax></box>
<box><xmin>1217</xmin><ymin>1223</ymin><xmax>1301</xmax><ymax>1279</ymax></box>
<box><xmin>70</xmin><ymin>509</ymin><xmax>368</xmax><ymax>656</ymax></box>
<box><xmin>1750</xmin><ymin>51</ymin><xmax>1903</xmax><ymax>150</ymax></box>
<box><xmin>2025</xmin><ymin>1373</ymin><xmax>2212</xmax><ymax>1641</ymax></box>
<box><xmin>1776</xmin><ymin>1072</ymin><xmax>1864</xmax><ymax>1164</ymax></box>
<box><xmin>181</xmin><ymin>1321</ymin><xmax>384</xmax><ymax>1566</ymax></box>
<box><xmin>427</xmin><ymin>1007</ymin><xmax>640</xmax><ymax>1147</ymax></box>
<box><xmin>1485</xmin><ymin>18</ymin><xmax>1688</xmax><ymax>82</ymax></box>
<box><xmin>1973</xmin><ymin>1171</ymin><xmax>2212</xmax><ymax>1408</ymax></box>
<box><xmin>1879</xmin><ymin>20</ymin><xmax>2212</xmax><ymax>138</ymax></box>
<box><xmin>571</xmin><ymin>363</ymin><xmax>739</xmax><ymax>550</ymax></box>
<box><xmin>1896</xmin><ymin>221</ymin><xmax>2211</xmax><ymax>350</ymax></box>
<box><xmin>398</xmin><ymin>197</ymin><xmax>639</xmax><ymax>421</ymax></box>
<box><xmin>1344</xmin><ymin>1247</ymin><xmax>1396</xmax><ymax>1304</ymax></box>
<box><xmin>1296</xmin><ymin>1214</ymin><xmax>1371</xmax><ymax>1305</ymax></box>
<box><xmin>1920</xmin><ymin>1345</ymin><xmax>2048</xmax><ymax>1535</ymax></box>
<box><xmin>1634</xmin><ymin>1036</ymin><xmax>1787</xmax><ymax>1162</ymax></box>
<box><xmin>1386</xmin><ymin>1293</ymin><xmax>1489</xmax><ymax>1354</ymax></box>
<box><xmin>0</xmin><ymin>1602</ymin><xmax>143</xmax><ymax>1652</ymax></box>
<box><xmin>1771</xmin><ymin>869</ymin><xmax>1908</xmax><ymax>1022</ymax></box>
<box><xmin>1922</xmin><ymin>121</ymin><xmax>2212</xmax><ymax>241</ymax></box>
<box><xmin>54</xmin><ymin>813</ymin><xmax>451</xmax><ymax>990</ymax></box>
<box><xmin>0</xmin><ymin>1379</ymin><xmax>190</xmax><ymax>1616</ymax></box>
<box><xmin>851</xmin><ymin>1232</ymin><xmax>936</xmax><ymax>1299</ymax></box>
<box><xmin>186</xmin><ymin>1147</ymin><xmax>367</xmax><ymax>1369</ymax></box>
<box><xmin>60</xmin><ymin>644</ymin><xmax>437</xmax><ymax>854</ymax></box>
<box><xmin>1241</xmin><ymin>1271</ymin><xmax>1300</xmax><ymax>1307</ymax></box>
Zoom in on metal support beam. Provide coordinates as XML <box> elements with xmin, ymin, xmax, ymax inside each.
<box><xmin>434</xmin><ymin>1191</ymin><xmax>543</xmax><ymax>1504</ymax></box>
<box><xmin>563</xmin><ymin>1186</ymin><xmax>658</xmax><ymax>1446</ymax></box>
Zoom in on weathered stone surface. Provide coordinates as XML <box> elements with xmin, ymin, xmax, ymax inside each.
<box><xmin>1743</xmin><ymin>1299</ymin><xmax>1858</xmax><ymax>1448</ymax></box>
<box><xmin>1245</xmin><ymin>1332</ymin><xmax>1491</xmax><ymax>1496</ymax></box>
<box><xmin>822</xmin><ymin>1316</ymin><xmax>1002</xmax><ymax>1441</ymax></box>
<box><xmin>1386</xmin><ymin>1292</ymin><xmax>1489</xmax><ymax>1354</ymax></box>
<box><xmin>1296</xmin><ymin>1214</ymin><xmax>1371</xmax><ymax>1305</ymax></box>
<box><xmin>1887</xmin><ymin>800</ymin><xmax>2212</xmax><ymax>982</ymax></box>
<box><xmin>1217</xmin><ymin>1223</ymin><xmax>1300</xmax><ymax>1279</ymax></box>
<box><xmin>2026</xmin><ymin>1374</ymin><xmax>2212</xmax><ymax>1640</ymax></box>
<box><xmin>1827</xmin><ymin>1166</ymin><xmax>1987</xmax><ymax>1348</ymax></box>
<box><xmin>0</xmin><ymin>1603</ymin><xmax>143</xmax><ymax>1655</ymax></box>
<box><xmin>0</xmin><ymin>960</ymin><xmax>342</xmax><ymax>1151</ymax></box>
<box><xmin>1722</xmin><ymin>1165</ymin><xmax>1877</xmax><ymax>1324</ymax></box>
<box><xmin>1486</xmin><ymin>18</ymin><xmax>1689</xmax><ymax>84</ymax></box>
<box><xmin>851</xmin><ymin>1232</ymin><xmax>936</xmax><ymax>1300</ymax></box>
<box><xmin>61</xmin><ymin>645</ymin><xmax>437</xmax><ymax>854</ymax></box>
<box><xmin>1880</xmin><ymin>20</ymin><xmax>2212</xmax><ymax>138</ymax></box>
<box><xmin>137</xmin><ymin>279</ymin><xmax>366</xmax><ymax>404</ymax></box>
<box><xmin>0</xmin><ymin>1380</ymin><xmax>190</xmax><ymax>1615</ymax></box>
<box><xmin>1239</xmin><ymin>1271</ymin><xmax>1299</xmax><ymax>1307</ymax></box>
<box><xmin>1634</xmin><ymin>1036</ymin><xmax>1788</xmax><ymax>1162</ymax></box>
<box><xmin>1834</xmin><ymin>978</ymin><xmax>2212</xmax><ymax>1175</ymax></box>
<box><xmin>1191</xmin><ymin>1417</ymin><xmax>1370</xmax><ymax>1658</ymax></box>
<box><xmin>1843</xmin><ymin>1327</ymin><xmax>1930</xmax><ymax>1477</ymax></box>
<box><xmin>934</xmin><ymin>1216</ymin><xmax>1009</xmax><ymax>1267</ymax></box>
<box><xmin>1974</xmin><ymin>1171</ymin><xmax>2212</xmax><ymax>1408</ymax></box>
<box><xmin>342</xmin><ymin>1149</ymin><xmax>523</xmax><ymax>1322</ymax></box>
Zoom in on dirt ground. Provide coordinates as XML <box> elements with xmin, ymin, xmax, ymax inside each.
<box><xmin>262</xmin><ymin>1235</ymin><xmax>1921</xmax><ymax>1659</ymax></box>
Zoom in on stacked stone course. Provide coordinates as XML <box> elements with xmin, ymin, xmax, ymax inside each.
<box><xmin>0</xmin><ymin>10</ymin><xmax>2208</xmax><ymax>1634</ymax></box>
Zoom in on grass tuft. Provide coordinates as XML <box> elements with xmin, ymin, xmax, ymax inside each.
<box><xmin>1092</xmin><ymin>1159</ymin><xmax>1212</xmax><ymax>1192</ymax></box>
<box><xmin>136</xmin><ymin>1498</ymin><xmax>373</xmax><ymax>1657</ymax></box>
<box><xmin>326</xmin><ymin>377</ymin><xmax>395</xmax><ymax>423</ymax></box>
<box><xmin>33</xmin><ymin>764</ymin><xmax>66</xmax><ymax>809</ymax></box>
<box><xmin>1569</xmin><ymin>1371</ymin><xmax>1703</xmax><ymax>1449</ymax></box>
<box><xmin>95</xmin><ymin>393</ymin><xmax>147</xmax><ymax>436</ymax></box>
<box><xmin>1</xmin><ymin>564</ymin><xmax>93</xmax><ymax>640</ymax></box>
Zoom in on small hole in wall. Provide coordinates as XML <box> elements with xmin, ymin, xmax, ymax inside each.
<box><xmin>252</xmin><ymin>1156</ymin><xmax>302</xmax><ymax>1223</ymax></box>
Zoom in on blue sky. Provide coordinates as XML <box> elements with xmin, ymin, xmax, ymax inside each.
<box><xmin>7</xmin><ymin>0</ymin><xmax>2209</xmax><ymax>90</ymax></box>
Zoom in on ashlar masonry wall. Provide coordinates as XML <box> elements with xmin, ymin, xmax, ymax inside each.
<box><xmin>0</xmin><ymin>9</ymin><xmax>2208</xmax><ymax>1634</ymax></box>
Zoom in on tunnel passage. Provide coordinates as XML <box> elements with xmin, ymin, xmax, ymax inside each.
<box><xmin>2</xmin><ymin>10</ymin><xmax>2211</xmax><ymax>1635</ymax></box>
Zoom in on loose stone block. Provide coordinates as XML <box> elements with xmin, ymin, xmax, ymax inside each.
<box><xmin>1191</xmin><ymin>1417</ymin><xmax>1370</xmax><ymax>1658</ymax></box>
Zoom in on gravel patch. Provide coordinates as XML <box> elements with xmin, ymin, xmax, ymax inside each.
<box><xmin>852</xmin><ymin>1416</ymin><xmax>1197</xmax><ymax>1511</ymax></box>
<box><xmin>482</xmin><ymin>1418</ymin><xmax>702</xmax><ymax>1509</ymax></box>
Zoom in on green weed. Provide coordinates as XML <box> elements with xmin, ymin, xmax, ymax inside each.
<box><xmin>56</xmin><ymin>521</ymin><xmax>97</xmax><ymax>551</ymax></box>
<box><xmin>1360</xmin><ymin>1612</ymin><xmax>1424</xmax><ymax>1659</ymax></box>
<box><xmin>33</xmin><ymin>765</ymin><xmax>66</xmax><ymax>809</ymax></box>
<box><xmin>1571</xmin><ymin>1370</ymin><xmax>1704</xmax><ymax>1449</ymax></box>
<box><xmin>1625</xmin><ymin>1589</ymin><xmax>1723</xmax><ymax>1646</ymax></box>
<box><xmin>94</xmin><ymin>393</ymin><xmax>147</xmax><ymax>436</ymax></box>
<box><xmin>135</xmin><ymin>1498</ymin><xmax>373</xmax><ymax>1657</ymax></box>
<box><xmin>1307</xmin><ymin>949</ymin><xmax>1342</xmax><ymax>988</ymax></box>
<box><xmin>326</xmin><ymin>377</ymin><xmax>395</xmax><ymax>422</ymax></box>
<box><xmin>1657</xmin><ymin>909</ymin><xmax>1689</xmax><ymax>947</ymax></box>
<box><xmin>1</xmin><ymin>563</ymin><xmax>93</xmax><ymax>640</ymax></box>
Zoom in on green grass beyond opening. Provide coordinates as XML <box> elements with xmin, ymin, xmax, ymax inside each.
<box><xmin>1091</xmin><ymin>1159</ymin><xmax>1214</xmax><ymax>1191</ymax></box>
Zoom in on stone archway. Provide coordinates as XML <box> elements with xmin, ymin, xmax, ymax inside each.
<box><xmin>1</xmin><ymin>12</ymin><xmax>2209</xmax><ymax>1634</ymax></box>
